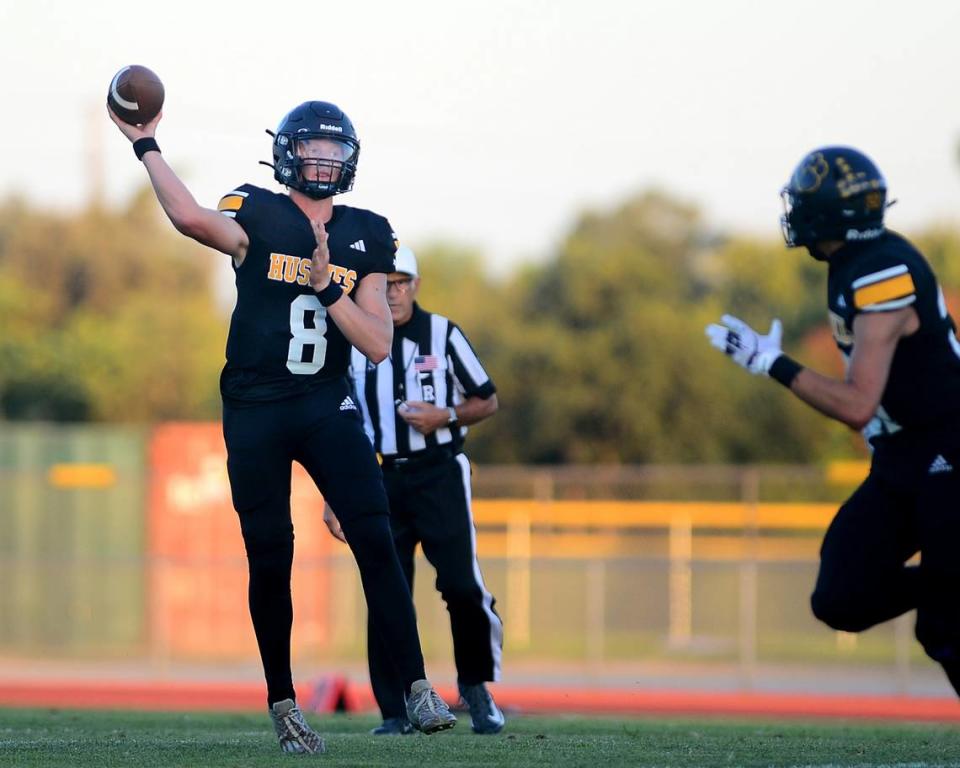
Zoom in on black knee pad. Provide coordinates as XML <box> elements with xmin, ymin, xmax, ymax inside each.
<box><xmin>238</xmin><ymin>512</ymin><xmax>293</xmax><ymax>558</ymax></box>
<box><xmin>810</xmin><ymin>589</ymin><xmax>873</xmax><ymax>633</ymax></box>
<box><xmin>916</xmin><ymin>612</ymin><xmax>960</xmax><ymax>665</ymax></box>
<box><xmin>244</xmin><ymin>535</ymin><xmax>294</xmax><ymax>581</ymax></box>
<box><xmin>339</xmin><ymin>513</ymin><xmax>394</xmax><ymax>571</ymax></box>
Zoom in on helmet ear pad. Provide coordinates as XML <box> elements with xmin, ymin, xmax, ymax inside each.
<box><xmin>269</xmin><ymin>101</ymin><xmax>361</xmax><ymax>199</ymax></box>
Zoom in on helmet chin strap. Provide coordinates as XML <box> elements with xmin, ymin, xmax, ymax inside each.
<box><xmin>301</xmin><ymin>187</ymin><xmax>336</xmax><ymax>200</ymax></box>
<box><xmin>808</xmin><ymin>240</ymin><xmax>846</xmax><ymax>262</ymax></box>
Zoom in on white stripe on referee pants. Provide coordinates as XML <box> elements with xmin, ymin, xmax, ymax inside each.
<box><xmin>456</xmin><ymin>452</ymin><xmax>503</xmax><ymax>680</ymax></box>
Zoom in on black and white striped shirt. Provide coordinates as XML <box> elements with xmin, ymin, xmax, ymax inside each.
<box><xmin>349</xmin><ymin>304</ymin><xmax>496</xmax><ymax>457</ymax></box>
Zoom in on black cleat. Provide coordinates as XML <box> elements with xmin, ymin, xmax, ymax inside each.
<box><xmin>458</xmin><ymin>682</ymin><xmax>505</xmax><ymax>734</ymax></box>
<box><xmin>370</xmin><ymin>716</ymin><xmax>415</xmax><ymax>735</ymax></box>
<box><xmin>269</xmin><ymin>698</ymin><xmax>326</xmax><ymax>754</ymax></box>
<box><xmin>405</xmin><ymin>679</ymin><xmax>457</xmax><ymax>734</ymax></box>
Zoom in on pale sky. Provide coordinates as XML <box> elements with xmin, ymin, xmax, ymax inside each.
<box><xmin>3</xmin><ymin>0</ymin><xmax>960</xmax><ymax>272</ymax></box>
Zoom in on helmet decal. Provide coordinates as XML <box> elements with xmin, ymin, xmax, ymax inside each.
<box><xmin>836</xmin><ymin>154</ymin><xmax>883</xmax><ymax>199</ymax></box>
<box><xmin>792</xmin><ymin>152</ymin><xmax>830</xmax><ymax>193</ymax></box>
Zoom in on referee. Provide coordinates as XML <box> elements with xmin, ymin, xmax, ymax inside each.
<box><xmin>326</xmin><ymin>246</ymin><xmax>505</xmax><ymax>735</ymax></box>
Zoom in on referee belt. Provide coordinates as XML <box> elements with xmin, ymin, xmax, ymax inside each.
<box><xmin>379</xmin><ymin>444</ymin><xmax>457</xmax><ymax>471</ymax></box>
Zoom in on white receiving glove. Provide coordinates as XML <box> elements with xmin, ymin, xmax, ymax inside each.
<box><xmin>706</xmin><ymin>314</ymin><xmax>783</xmax><ymax>375</ymax></box>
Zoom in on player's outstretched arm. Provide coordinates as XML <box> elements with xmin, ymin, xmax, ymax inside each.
<box><xmin>308</xmin><ymin>220</ymin><xmax>392</xmax><ymax>362</ymax></box>
<box><xmin>706</xmin><ymin>308</ymin><xmax>916</xmax><ymax>430</ymax></box>
<box><xmin>790</xmin><ymin>308</ymin><xmax>915</xmax><ymax>429</ymax></box>
<box><xmin>107</xmin><ymin>107</ymin><xmax>248</xmax><ymax>262</ymax></box>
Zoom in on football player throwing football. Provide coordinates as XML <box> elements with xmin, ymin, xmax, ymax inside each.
<box><xmin>108</xmin><ymin>100</ymin><xmax>456</xmax><ymax>752</ymax></box>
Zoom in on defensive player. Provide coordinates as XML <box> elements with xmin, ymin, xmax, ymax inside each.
<box><xmin>108</xmin><ymin>100</ymin><xmax>456</xmax><ymax>753</ymax></box>
<box><xmin>706</xmin><ymin>146</ymin><xmax>960</xmax><ymax>697</ymax></box>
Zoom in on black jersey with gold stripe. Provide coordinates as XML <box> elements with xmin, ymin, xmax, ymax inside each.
<box><xmin>216</xmin><ymin>184</ymin><xmax>395</xmax><ymax>403</ymax></box>
<box><xmin>827</xmin><ymin>230</ymin><xmax>960</xmax><ymax>442</ymax></box>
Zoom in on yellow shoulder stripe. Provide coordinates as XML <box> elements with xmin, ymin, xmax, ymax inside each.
<box><xmin>853</xmin><ymin>273</ymin><xmax>915</xmax><ymax>309</ymax></box>
<box><xmin>217</xmin><ymin>195</ymin><xmax>245</xmax><ymax>212</ymax></box>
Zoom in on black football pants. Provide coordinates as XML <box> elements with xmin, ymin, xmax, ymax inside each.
<box><xmin>810</xmin><ymin>426</ymin><xmax>960</xmax><ymax>696</ymax></box>
<box><xmin>368</xmin><ymin>452</ymin><xmax>504</xmax><ymax>719</ymax></box>
<box><xmin>222</xmin><ymin>380</ymin><xmax>426</xmax><ymax>706</ymax></box>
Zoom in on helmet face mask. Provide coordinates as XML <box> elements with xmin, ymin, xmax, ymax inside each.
<box><xmin>780</xmin><ymin>147</ymin><xmax>887</xmax><ymax>251</ymax></box>
<box><xmin>268</xmin><ymin>102</ymin><xmax>360</xmax><ymax>199</ymax></box>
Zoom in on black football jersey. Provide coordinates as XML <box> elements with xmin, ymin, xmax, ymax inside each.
<box><xmin>216</xmin><ymin>184</ymin><xmax>395</xmax><ymax>402</ymax></box>
<box><xmin>827</xmin><ymin>230</ymin><xmax>960</xmax><ymax>442</ymax></box>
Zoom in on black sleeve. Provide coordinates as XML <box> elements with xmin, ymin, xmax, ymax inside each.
<box><xmin>446</xmin><ymin>322</ymin><xmax>496</xmax><ymax>399</ymax></box>
<box><xmin>368</xmin><ymin>214</ymin><xmax>397</xmax><ymax>275</ymax></box>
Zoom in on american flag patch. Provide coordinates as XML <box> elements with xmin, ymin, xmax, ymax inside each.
<box><xmin>414</xmin><ymin>355</ymin><xmax>441</xmax><ymax>372</ymax></box>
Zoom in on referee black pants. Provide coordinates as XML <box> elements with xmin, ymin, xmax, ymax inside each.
<box><xmin>368</xmin><ymin>451</ymin><xmax>503</xmax><ymax>719</ymax></box>
<box><xmin>810</xmin><ymin>426</ymin><xmax>960</xmax><ymax>696</ymax></box>
<box><xmin>222</xmin><ymin>379</ymin><xmax>426</xmax><ymax>706</ymax></box>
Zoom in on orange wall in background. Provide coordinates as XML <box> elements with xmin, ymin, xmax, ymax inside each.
<box><xmin>147</xmin><ymin>423</ymin><xmax>336</xmax><ymax>660</ymax></box>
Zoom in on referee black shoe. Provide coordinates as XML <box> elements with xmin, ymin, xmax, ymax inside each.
<box><xmin>370</xmin><ymin>716</ymin><xmax>414</xmax><ymax>735</ymax></box>
<box><xmin>458</xmin><ymin>682</ymin><xmax>505</xmax><ymax>734</ymax></box>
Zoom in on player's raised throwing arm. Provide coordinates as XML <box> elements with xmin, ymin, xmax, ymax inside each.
<box><xmin>308</xmin><ymin>219</ymin><xmax>392</xmax><ymax>363</ymax></box>
<box><xmin>107</xmin><ymin>107</ymin><xmax>249</xmax><ymax>263</ymax></box>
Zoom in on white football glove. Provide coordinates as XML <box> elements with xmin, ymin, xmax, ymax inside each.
<box><xmin>705</xmin><ymin>314</ymin><xmax>783</xmax><ymax>375</ymax></box>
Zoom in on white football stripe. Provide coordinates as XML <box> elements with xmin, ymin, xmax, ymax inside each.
<box><xmin>449</xmin><ymin>327</ymin><xmax>490</xmax><ymax>387</ymax></box>
<box><xmin>852</xmin><ymin>264</ymin><xmax>909</xmax><ymax>289</ymax></box>
<box><xmin>860</xmin><ymin>295</ymin><xmax>917</xmax><ymax>312</ymax></box>
<box><xmin>109</xmin><ymin>67</ymin><xmax>139</xmax><ymax>111</ymax></box>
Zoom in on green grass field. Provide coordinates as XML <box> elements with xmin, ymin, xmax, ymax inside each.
<box><xmin>2</xmin><ymin>707</ymin><xmax>960</xmax><ymax>768</ymax></box>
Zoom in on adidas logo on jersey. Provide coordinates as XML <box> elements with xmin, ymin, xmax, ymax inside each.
<box><xmin>349</xmin><ymin>240</ymin><xmax>366</xmax><ymax>252</ymax></box>
<box><xmin>928</xmin><ymin>455</ymin><xmax>953</xmax><ymax>474</ymax></box>
<box><xmin>836</xmin><ymin>295</ymin><xmax>846</xmax><ymax>309</ymax></box>
<box><xmin>339</xmin><ymin>396</ymin><xmax>357</xmax><ymax>412</ymax></box>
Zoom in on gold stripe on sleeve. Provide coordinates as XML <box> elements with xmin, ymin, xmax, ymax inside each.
<box><xmin>217</xmin><ymin>195</ymin><xmax>245</xmax><ymax>212</ymax></box>
<box><xmin>853</xmin><ymin>273</ymin><xmax>915</xmax><ymax>309</ymax></box>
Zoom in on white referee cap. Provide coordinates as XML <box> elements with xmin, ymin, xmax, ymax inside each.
<box><xmin>394</xmin><ymin>245</ymin><xmax>419</xmax><ymax>277</ymax></box>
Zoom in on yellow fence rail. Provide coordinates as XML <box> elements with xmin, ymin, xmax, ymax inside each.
<box><xmin>472</xmin><ymin>500</ymin><xmax>838</xmax><ymax>654</ymax></box>
<box><xmin>472</xmin><ymin>500</ymin><xmax>837</xmax><ymax>529</ymax></box>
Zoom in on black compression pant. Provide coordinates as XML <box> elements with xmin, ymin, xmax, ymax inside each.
<box><xmin>223</xmin><ymin>380</ymin><xmax>425</xmax><ymax>706</ymax></box>
<box><xmin>811</xmin><ymin>426</ymin><xmax>960</xmax><ymax>697</ymax></box>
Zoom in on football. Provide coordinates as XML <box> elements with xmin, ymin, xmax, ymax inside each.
<box><xmin>107</xmin><ymin>65</ymin><xmax>164</xmax><ymax>125</ymax></box>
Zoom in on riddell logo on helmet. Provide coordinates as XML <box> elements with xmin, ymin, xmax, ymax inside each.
<box><xmin>319</xmin><ymin>124</ymin><xmax>343</xmax><ymax>133</ymax></box>
<box><xmin>846</xmin><ymin>227</ymin><xmax>884</xmax><ymax>240</ymax></box>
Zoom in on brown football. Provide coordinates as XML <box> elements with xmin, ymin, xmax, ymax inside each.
<box><xmin>107</xmin><ymin>65</ymin><xmax>164</xmax><ymax>125</ymax></box>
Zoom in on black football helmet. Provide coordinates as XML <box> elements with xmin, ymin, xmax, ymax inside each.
<box><xmin>265</xmin><ymin>101</ymin><xmax>360</xmax><ymax>199</ymax></box>
<box><xmin>780</xmin><ymin>146</ymin><xmax>888</xmax><ymax>251</ymax></box>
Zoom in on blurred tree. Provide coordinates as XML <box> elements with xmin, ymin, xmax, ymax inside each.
<box><xmin>413</xmin><ymin>241</ymin><xmax>505</xmax><ymax>343</ymax></box>
<box><xmin>467</xmin><ymin>191</ymin><xmax>855</xmax><ymax>464</ymax></box>
<box><xmin>0</xmin><ymin>188</ymin><xmax>224</xmax><ymax>421</ymax></box>
<box><xmin>3</xmin><ymin>184</ymin><xmax>956</xmax><ymax>465</ymax></box>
